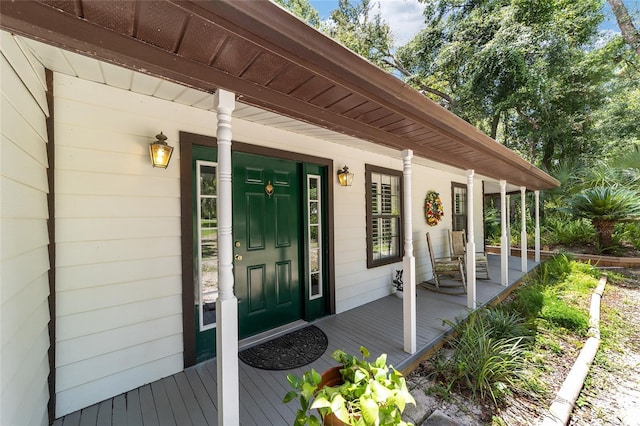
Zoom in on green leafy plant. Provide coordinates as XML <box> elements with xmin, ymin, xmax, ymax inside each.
<box><xmin>283</xmin><ymin>346</ymin><xmax>415</xmax><ymax>426</ymax></box>
<box><xmin>539</xmin><ymin>253</ymin><xmax>573</xmax><ymax>284</ymax></box>
<box><xmin>540</xmin><ymin>217</ymin><xmax>596</xmax><ymax>247</ymax></box>
<box><xmin>482</xmin><ymin>309</ymin><xmax>532</xmax><ymax>342</ymax></box>
<box><xmin>436</xmin><ymin>310</ymin><xmax>528</xmax><ymax>405</ymax></box>
<box><xmin>564</xmin><ymin>186</ymin><xmax>640</xmax><ymax>251</ymax></box>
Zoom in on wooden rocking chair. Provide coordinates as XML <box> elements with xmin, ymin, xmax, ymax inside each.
<box><xmin>448</xmin><ymin>230</ymin><xmax>490</xmax><ymax>280</ymax></box>
<box><xmin>424</xmin><ymin>232</ymin><xmax>466</xmax><ymax>292</ymax></box>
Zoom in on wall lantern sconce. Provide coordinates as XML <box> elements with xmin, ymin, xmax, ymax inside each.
<box><xmin>149</xmin><ymin>132</ymin><xmax>174</xmax><ymax>169</ymax></box>
<box><xmin>337</xmin><ymin>165</ymin><xmax>354</xmax><ymax>187</ymax></box>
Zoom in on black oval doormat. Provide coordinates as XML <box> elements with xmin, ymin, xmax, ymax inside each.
<box><xmin>238</xmin><ymin>325</ymin><xmax>328</xmax><ymax>370</ymax></box>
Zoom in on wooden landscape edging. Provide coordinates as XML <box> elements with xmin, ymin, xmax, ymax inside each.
<box><xmin>486</xmin><ymin>246</ymin><xmax>640</xmax><ymax>268</ymax></box>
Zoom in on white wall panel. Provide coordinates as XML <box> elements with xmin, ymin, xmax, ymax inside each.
<box><xmin>56</xmin><ymin>236</ymin><xmax>181</xmax><ymax>266</ymax></box>
<box><xmin>1</xmin><ymin>273</ymin><xmax>49</xmax><ymax>347</ymax></box>
<box><xmin>56</xmin><ymin>295</ymin><xmax>182</xmax><ymax>341</ymax></box>
<box><xmin>56</xmin><ymin>314</ymin><xmax>182</xmax><ymax>366</ymax></box>
<box><xmin>55</xmin><ymin>353</ymin><xmax>183</xmax><ymax>417</ymax></box>
<box><xmin>56</xmin><ymin>170</ymin><xmax>180</xmax><ymax>197</ymax></box>
<box><xmin>53</xmin><ymin>74</ymin><xmax>188</xmax><ymax>417</ymax></box>
<box><xmin>56</xmin><ymin>217</ymin><xmax>180</xmax><ymax>242</ymax></box>
<box><xmin>1</xmin><ymin>90</ymin><xmax>48</xmax><ymax>165</ymax></box>
<box><xmin>0</xmin><ymin>32</ymin><xmax>50</xmax><ymax>426</ymax></box>
<box><xmin>0</xmin><ymin>246</ymin><xmax>49</xmax><ymax>304</ymax></box>
<box><xmin>0</xmin><ymin>34</ymin><xmax>48</xmax><ymax>115</ymax></box>
<box><xmin>1</xmin><ymin>136</ymin><xmax>49</xmax><ymax>192</ymax></box>
<box><xmin>1</xmin><ymin>177</ymin><xmax>49</xmax><ymax>219</ymax></box>
<box><xmin>55</xmin><ymin>194</ymin><xmax>180</xmax><ymax>219</ymax></box>
<box><xmin>56</xmin><ymin>276</ymin><xmax>181</xmax><ymax>315</ymax></box>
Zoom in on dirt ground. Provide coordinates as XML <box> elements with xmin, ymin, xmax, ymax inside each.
<box><xmin>403</xmin><ymin>268</ymin><xmax>640</xmax><ymax>426</ymax></box>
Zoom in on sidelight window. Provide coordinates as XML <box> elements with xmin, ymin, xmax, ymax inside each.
<box><xmin>307</xmin><ymin>175</ymin><xmax>323</xmax><ymax>299</ymax></box>
<box><xmin>197</xmin><ymin>160</ymin><xmax>218</xmax><ymax>330</ymax></box>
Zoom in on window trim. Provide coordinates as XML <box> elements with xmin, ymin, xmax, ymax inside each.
<box><xmin>365</xmin><ymin>164</ymin><xmax>404</xmax><ymax>268</ymax></box>
<box><xmin>451</xmin><ymin>182</ymin><xmax>467</xmax><ymax>232</ymax></box>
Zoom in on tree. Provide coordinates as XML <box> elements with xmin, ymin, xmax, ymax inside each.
<box><xmin>322</xmin><ymin>0</ymin><xmax>394</xmax><ymax>70</ymax></box>
<box><xmin>607</xmin><ymin>0</ymin><xmax>640</xmax><ymax>56</ymax></box>
<box><xmin>589</xmin><ymin>36</ymin><xmax>640</xmax><ymax>154</ymax></box>
<box><xmin>273</xmin><ymin>0</ymin><xmax>321</xmax><ymax>28</ymax></box>
<box><xmin>278</xmin><ymin>0</ymin><xmax>636</xmax><ymax>174</ymax></box>
<box><xmin>397</xmin><ymin>0</ymin><xmax>607</xmax><ymax>168</ymax></box>
<box><xmin>565</xmin><ymin>187</ymin><xmax>640</xmax><ymax>250</ymax></box>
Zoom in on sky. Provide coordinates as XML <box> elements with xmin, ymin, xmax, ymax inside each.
<box><xmin>309</xmin><ymin>0</ymin><xmax>640</xmax><ymax>48</ymax></box>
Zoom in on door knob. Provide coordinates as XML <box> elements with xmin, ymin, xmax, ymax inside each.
<box><xmin>234</xmin><ymin>254</ymin><xmax>243</xmax><ymax>261</ymax></box>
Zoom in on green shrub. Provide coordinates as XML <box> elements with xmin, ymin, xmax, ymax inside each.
<box><xmin>504</xmin><ymin>283</ymin><xmax>544</xmax><ymax>321</ymax></box>
<box><xmin>615</xmin><ymin>222</ymin><xmax>640</xmax><ymax>250</ymax></box>
<box><xmin>569</xmin><ymin>260</ymin><xmax>600</xmax><ymax>278</ymax></box>
<box><xmin>540</xmin><ymin>290</ymin><xmax>589</xmax><ymax>334</ymax></box>
<box><xmin>540</xmin><ymin>217</ymin><xmax>596</xmax><ymax>247</ymax></box>
<box><xmin>439</xmin><ymin>310</ymin><xmax>528</xmax><ymax>405</ymax></box>
<box><xmin>536</xmin><ymin>253</ymin><xmax>573</xmax><ymax>285</ymax></box>
<box><xmin>482</xmin><ymin>309</ymin><xmax>532</xmax><ymax>342</ymax></box>
<box><xmin>484</xmin><ymin>205</ymin><xmax>501</xmax><ymax>244</ymax></box>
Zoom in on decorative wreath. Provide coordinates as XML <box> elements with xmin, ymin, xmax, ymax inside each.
<box><xmin>424</xmin><ymin>191</ymin><xmax>444</xmax><ymax>226</ymax></box>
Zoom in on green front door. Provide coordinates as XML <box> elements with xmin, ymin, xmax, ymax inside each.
<box><xmin>232</xmin><ymin>152</ymin><xmax>302</xmax><ymax>338</ymax></box>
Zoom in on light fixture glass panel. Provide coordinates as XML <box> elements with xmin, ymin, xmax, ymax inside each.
<box><xmin>149</xmin><ymin>132</ymin><xmax>173</xmax><ymax>168</ymax></box>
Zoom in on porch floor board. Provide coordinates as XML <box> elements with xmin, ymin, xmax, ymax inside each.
<box><xmin>54</xmin><ymin>254</ymin><xmax>535</xmax><ymax>425</ymax></box>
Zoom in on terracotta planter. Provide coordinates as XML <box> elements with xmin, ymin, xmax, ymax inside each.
<box><xmin>318</xmin><ymin>367</ymin><xmax>348</xmax><ymax>425</ymax></box>
<box><xmin>323</xmin><ymin>412</ymin><xmax>348</xmax><ymax>426</ymax></box>
<box><xmin>319</xmin><ymin>366</ymin><xmax>343</xmax><ymax>388</ymax></box>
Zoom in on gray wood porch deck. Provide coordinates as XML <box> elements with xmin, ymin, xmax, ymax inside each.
<box><xmin>53</xmin><ymin>254</ymin><xmax>536</xmax><ymax>426</ymax></box>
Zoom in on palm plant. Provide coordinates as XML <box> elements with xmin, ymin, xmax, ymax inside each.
<box><xmin>565</xmin><ymin>186</ymin><xmax>640</xmax><ymax>250</ymax></box>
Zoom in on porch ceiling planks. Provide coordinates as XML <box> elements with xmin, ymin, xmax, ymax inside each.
<box><xmin>0</xmin><ymin>0</ymin><xmax>559</xmax><ymax>190</ymax></box>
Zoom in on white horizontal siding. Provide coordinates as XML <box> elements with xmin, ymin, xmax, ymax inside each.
<box><xmin>56</xmin><ymin>169</ymin><xmax>180</xmax><ymax>197</ymax></box>
<box><xmin>53</xmin><ymin>74</ymin><xmax>188</xmax><ymax>416</ymax></box>
<box><xmin>1</xmin><ymin>246</ymin><xmax>49</xmax><ymax>305</ymax></box>
<box><xmin>56</xmin><ymin>334</ymin><xmax>183</xmax><ymax>391</ymax></box>
<box><xmin>56</xmin><ymin>353</ymin><xmax>183</xmax><ymax>419</ymax></box>
<box><xmin>0</xmin><ymin>32</ymin><xmax>50</xmax><ymax>426</ymax></box>
<box><xmin>56</xmin><ymin>236</ymin><xmax>181</xmax><ymax>267</ymax></box>
<box><xmin>56</xmin><ymin>294</ymin><xmax>183</xmax><ymax>341</ymax></box>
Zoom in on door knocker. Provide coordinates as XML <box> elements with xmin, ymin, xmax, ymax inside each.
<box><xmin>265</xmin><ymin>181</ymin><xmax>274</xmax><ymax>198</ymax></box>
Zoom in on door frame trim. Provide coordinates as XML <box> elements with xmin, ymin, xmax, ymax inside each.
<box><xmin>179</xmin><ymin>131</ymin><xmax>335</xmax><ymax>367</ymax></box>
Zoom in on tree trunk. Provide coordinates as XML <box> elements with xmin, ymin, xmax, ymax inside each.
<box><xmin>490</xmin><ymin>111</ymin><xmax>500</xmax><ymax>140</ymax></box>
<box><xmin>607</xmin><ymin>0</ymin><xmax>640</xmax><ymax>57</ymax></box>
<box><xmin>592</xmin><ymin>219</ymin><xmax>616</xmax><ymax>250</ymax></box>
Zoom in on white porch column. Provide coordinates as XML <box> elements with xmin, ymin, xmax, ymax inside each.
<box><xmin>401</xmin><ymin>149</ymin><xmax>416</xmax><ymax>354</ymax></box>
<box><xmin>214</xmin><ymin>89</ymin><xmax>239</xmax><ymax>426</ymax></box>
<box><xmin>500</xmin><ymin>180</ymin><xmax>508</xmax><ymax>286</ymax></box>
<box><xmin>520</xmin><ymin>186</ymin><xmax>527</xmax><ymax>272</ymax></box>
<box><xmin>466</xmin><ymin>170</ymin><xmax>476</xmax><ymax>309</ymax></box>
<box><xmin>535</xmin><ymin>190</ymin><xmax>541</xmax><ymax>263</ymax></box>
